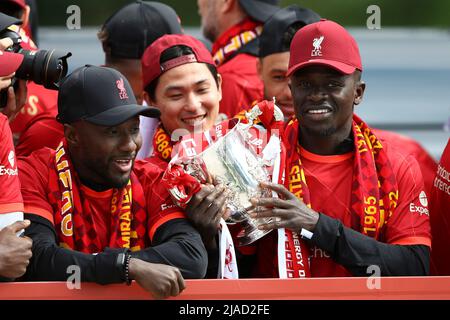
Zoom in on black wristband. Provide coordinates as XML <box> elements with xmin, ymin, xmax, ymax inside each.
<box><xmin>124</xmin><ymin>252</ymin><xmax>132</xmax><ymax>286</ymax></box>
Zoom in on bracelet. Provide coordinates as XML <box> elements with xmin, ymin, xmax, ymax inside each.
<box><xmin>124</xmin><ymin>253</ymin><xmax>132</xmax><ymax>286</ymax></box>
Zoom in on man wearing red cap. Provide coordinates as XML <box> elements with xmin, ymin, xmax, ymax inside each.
<box><xmin>250</xmin><ymin>19</ymin><xmax>431</xmax><ymax>277</ymax></box>
<box><xmin>140</xmin><ymin>34</ymin><xmax>235</xmax><ymax>278</ymax></box>
<box><xmin>197</xmin><ymin>0</ymin><xmax>279</xmax><ymax>118</ymax></box>
<box><xmin>255</xmin><ymin>6</ymin><xmax>437</xmax><ymax>203</ymax></box>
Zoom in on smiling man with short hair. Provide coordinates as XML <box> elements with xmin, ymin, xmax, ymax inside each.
<box><xmin>18</xmin><ymin>65</ymin><xmax>207</xmax><ymax>298</ymax></box>
<box><xmin>251</xmin><ymin>19</ymin><xmax>431</xmax><ymax>277</ymax></box>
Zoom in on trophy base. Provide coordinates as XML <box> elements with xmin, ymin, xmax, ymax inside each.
<box><xmin>236</xmin><ymin>221</ymin><xmax>273</xmax><ymax>246</ymax></box>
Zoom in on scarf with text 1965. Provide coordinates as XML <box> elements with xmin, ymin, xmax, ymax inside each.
<box><xmin>52</xmin><ymin>141</ymin><xmax>148</xmax><ymax>253</ymax></box>
<box><xmin>283</xmin><ymin>115</ymin><xmax>399</xmax><ymax>240</ymax></box>
<box><xmin>211</xmin><ymin>18</ymin><xmax>262</xmax><ymax>66</ymax></box>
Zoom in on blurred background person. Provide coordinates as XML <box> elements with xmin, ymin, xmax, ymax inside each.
<box><xmin>98</xmin><ymin>0</ymin><xmax>183</xmax><ymax>159</ymax></box>
<box><xmin>430</xmin><ymin>137</ymin><xmax>450</xmax><ymax>275</ymax></box>
<box><xmin>197</xmin><ymin>0</ymin><xmax>280</xmax><ymax>118</ymax></box>
<box><xmin>0</xmin><ymin>0</ymin><xmax>38</xmax><ymax>44</ymax></box>
<box><xmin>0</xmin><ymin>1</ymin><xmax>61</xmax><ymax>157</ymax></box>
<box><xmin>256</xmin><ymin>4</ymin><xmax>320</xmax><ymax>119</ymax></box>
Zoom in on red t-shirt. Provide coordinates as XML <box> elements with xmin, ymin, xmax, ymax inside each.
<box><xmin>430</xmin><ymin>138</ymin><xmax>450</xmax><ymax>275</ymax></box>
<box><xmin>303</xmin><ymin>143</ymin><xmax>431</xmax><ymax>277</ymax></box>
<box><xmin>10</xmin><ymin>82</ymin><xmax>58</xmax><ymax>142</ymax></box>
<box><xmin>252</xmin><ymin>139</ymin><xmax>431</xmax><ymax>278</ymax></box>
<box><xmin>218</xmin><ymin>53</ymin><xmax>263</xmax><ymax>118</ymax></box>
<box><xmin>0</xmin><ymin>114</ymin><xmax>23</xmax><ymax>214</ymax></box>
<box><xmin>18</xmin><ymin>148</ymin><xmax>184</xmax><ymax>246</ymax></box>
<box><xmin>134</xmin><ymin>158</ymin><xmax>185</xmax><ymax>241</ymax></box>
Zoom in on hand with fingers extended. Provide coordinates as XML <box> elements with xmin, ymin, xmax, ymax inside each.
<box><xmin>128</xmin><ymin>258</ymin><xmax>186</xmax><ymax>299</ymax></box>
<box><xmin>0</xmin><ymin>220</ymin><xmax>33</xmax><ymax>279</ymax></box>
<box><xmin>249</xmin><ymin>182</ymin><xmax>320</xmax><ymax>233</ymax></box>
<box><xmin>185</xmin><ymin>183</ymin><xmax>230</xmax><ymax>249</ymax></box>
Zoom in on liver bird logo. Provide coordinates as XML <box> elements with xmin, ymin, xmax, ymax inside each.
<box><xmin>312</xmin><ymin>36</ymin><xmax>324</xmax><ymax>56</ymax></box>
<box><xmin>116</xmin><ymin>78</ymin><xmax>129</xmax><ymax>99</ymax></box>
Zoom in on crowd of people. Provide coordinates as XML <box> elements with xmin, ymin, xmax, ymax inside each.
<box><xmin>0</xmin><ymin>0</ymin><xmax>448</xmax><ymax>299</ymax></box>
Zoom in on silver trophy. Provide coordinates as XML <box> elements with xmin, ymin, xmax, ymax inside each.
<box><xmin>180</xmin><ymin>121</ymin><xmax>276</xmax><ymax>246</ymax></box>
<box><xmin>165</xmin><ymin>102</ymin><xmax>284</xmax><ymax>246</ymax></box>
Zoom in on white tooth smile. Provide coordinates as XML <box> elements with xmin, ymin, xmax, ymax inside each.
<box><xmin>308</xmin><ymin>109</ymin><xmax>331</xmax><ymax>114</ymax></box>
<box><xmin>183</xmin><ymin>115</ymin><xmax>205</xmax><ymax>125</ymax></box>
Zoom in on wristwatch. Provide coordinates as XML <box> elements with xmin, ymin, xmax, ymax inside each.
<box><xmin>116</xmin><ymin>250</ymin><xmax>132</xmax><ymax>285</ymax></box>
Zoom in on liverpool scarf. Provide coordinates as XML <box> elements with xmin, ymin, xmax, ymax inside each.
<box><xmin>211</xmin><ymin>18</ymin><xmax>262</xmax><ymax>66</ymax></box>
<box><xmin>283</xmin><ymin>115</ymin><xmax>399</xmax><ymax>240</ymax></box>
<box><xmin>52</xmin><ymin>141</ymin><xmax>147</xmax><ymax>253</ymax></box>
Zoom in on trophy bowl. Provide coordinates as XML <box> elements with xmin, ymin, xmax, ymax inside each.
<box><xmin>170</xmin><ymin>121</ymin><xmax>274</xmax><ymax>246</ymax></box>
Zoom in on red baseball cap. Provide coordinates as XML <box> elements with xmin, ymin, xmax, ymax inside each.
<box><xmin>287</xmin><ymin>19</ymin><xmax>362</xmax><ymax>76</ymax></box>
<box><xmin>141</xmin><ymin>34</ymin><xmax>214</xmax><ymax>88</ymax></box>
<box><xmin>0</xmin><ymin>50</ymin><xmax>23</xmax><ymax>76</ymax></box>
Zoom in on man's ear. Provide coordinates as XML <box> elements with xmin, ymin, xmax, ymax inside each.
<box><xmin>221</xmin><ymin>0</ymin><xmax>237</xmax><ymax>14</ymax></box>
<box><xmin>142</xmin><ymin>91</ymin><xmax>156</xmax><ymax>107</ymax></box>
<box><xmin>21</xmin><ymin>5</ymin><xmax>31</xmax><ymax>28</ymax></box>
<box><xmin>64</xmin><ymin>123</ymin><xmax>78</xmax><ymax>145</ymax></box>
<box><xmin>216</xmin><ymin>73</ymin><xmax>223</xmax><ymax>102</ymax></box>
<box><xmin>354</xmin><ymin>80</ymin><xmax>366</xmax><ymax>106</ymax></box>
<box><xmin>256</xmin><ymin>58</ymin><xmax>263</xmax><ymax>80</ymax></box>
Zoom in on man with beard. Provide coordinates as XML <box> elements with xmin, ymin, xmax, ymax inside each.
<box><xmin>250</xmin><ymin>20</ymin><xmax>431</xmax><ymax>277</ymax></box>
<box><xmin>255</xmin><ymin>6</ymin><xmax>437</xmax><ymax>193</ymax></box>
<box><xmin>18</xmin><ymin>65</ymin><xmax>207</xmax><ymax>298</ymax></box>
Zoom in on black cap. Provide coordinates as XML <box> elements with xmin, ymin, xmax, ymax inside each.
<box><xmin>0</xmin><ymin>11</ymin><xmax>21</xmax><ymax>33</ymax></box>
<box><xmin>100</xmin><ymin>1</ymin><xmax>182</xmax><ymax>59</ymax></box>
<box><xmin>57</xmin><ymin>65</ymin><xmax>160</xmax><ymax>126</ymax></box>
<box><xmin>259</xmin><ymin>5</ymin><xmax>321</xmax><ymax>58</ymax></box>
<box><xmin>238</xmin><ymin>0</ymin><xmax>280</xmax><ymax>23</ymax></box>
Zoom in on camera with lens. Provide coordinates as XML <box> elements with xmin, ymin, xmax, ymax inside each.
<box><xmin>0</xmin><ymin>27</ymin><xmax>71</xmax><ymax>107</ymax></box>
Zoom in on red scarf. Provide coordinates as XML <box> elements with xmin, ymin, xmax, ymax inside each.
<box><xmin>283</xmin><ymin>115</ymin><xmax>399</xmax><ymax>240</ymax></box>
<box><xmin>152</xmin><ymin>125</ymin><xmax>173</xmax><ymax>162</ymax></box>
<box><xmin>211</xmin><ymin>18</ymin><xmax>262</xmax><ymax>66</ymax></box>
<box><xmin>51</xmin><ymin>141</ymin><xmax>148</xmax><ymax>253</ymax></box>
